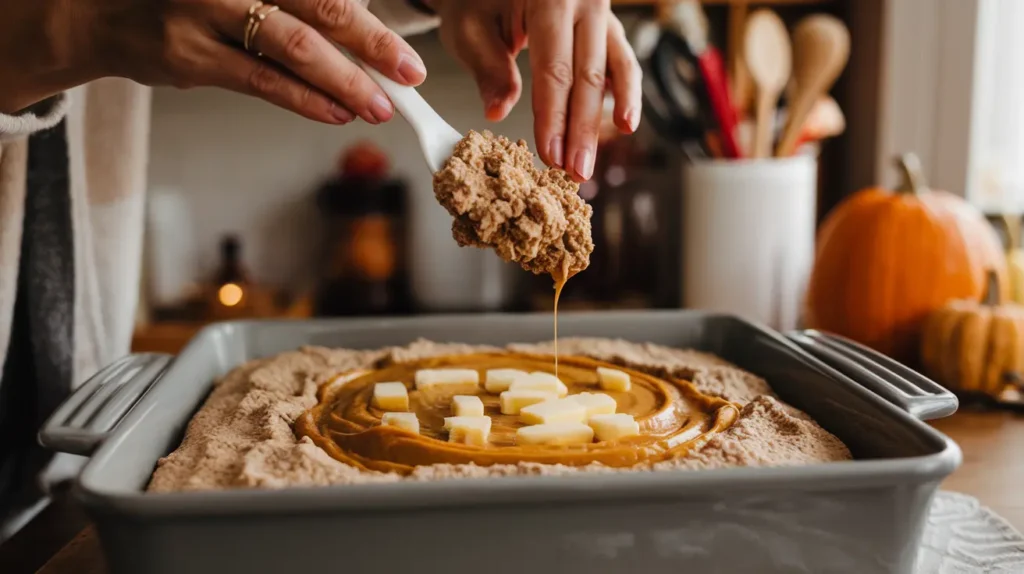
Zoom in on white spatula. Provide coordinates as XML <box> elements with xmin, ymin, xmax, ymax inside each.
<box><xmin>358</xmin><ymin>62</ymin><xmax>463</xmax><ymax>173</ymax></box>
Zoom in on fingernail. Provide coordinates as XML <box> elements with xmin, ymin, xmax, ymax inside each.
<box><xmin>486</xmin><ymin>98</ymin><xmax>505</xmax><ymax>120</ymax></box>
<box><xmin>397</xmin><ymin>53</ymin><xmax>426</xmax><ymax>84</ymax></box>
<box><xmin>549</xmin><ymin>136</ymin><xmax>564</xmax><ymax>167</ymax></box>
<box><xmin>574</xmin><ymin>148</ymin><xmax>594</xmax><ymax>180</ymax></box>
<box><xmin>370</xmin><ymin>94</ymin><xmax>393</xmax><ymax>123</ymax></box>
<box><xmin>627</xmin><ymin>108</ymin><xmax>640</xmax><ymax>132</ymax></box>
<box><xmin>330</xmin><ymin>103</ymin><xmax>355</xmax><ymax>124</ymax></box>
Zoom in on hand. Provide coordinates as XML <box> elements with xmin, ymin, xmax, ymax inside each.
<box><xmin>4</xmin><ymin>0</ymin><xmax>427</xmax><ymax>124</ymax></box>
<box><xmin>430</xmin><ymin>0</ymin><xmax>642</xmax><ymax>181</ymax></box>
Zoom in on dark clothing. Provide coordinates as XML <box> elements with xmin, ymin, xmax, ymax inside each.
<box><xmin>0</xmin><ymin>120</ymin><xmax>74</xmax><ymax>531</ymax></box>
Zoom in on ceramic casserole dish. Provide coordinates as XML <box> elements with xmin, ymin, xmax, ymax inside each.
<box><xmin>40</xmin><ymin>311</ymin><xmax>961</xmax><ymax>574</ymax></box>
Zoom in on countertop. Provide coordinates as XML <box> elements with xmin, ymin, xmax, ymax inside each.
<box><xmin>0</xmin><ymin>409</ymin><xmax>1020</xmax><ymax>574</ymax></box>
<box><xmin>930</xmin><ymin>409</ymin><xmax>1024</xmax><ymax>529</ymax></box>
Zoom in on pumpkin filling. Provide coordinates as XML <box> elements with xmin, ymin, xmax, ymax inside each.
<box><xmin>294</xmin><ymin>353</ymin><xmax>740</xmax><ymax>475</ymax></box>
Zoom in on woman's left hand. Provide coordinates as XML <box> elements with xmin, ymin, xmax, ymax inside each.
<box><xmin>428</xmin><ymin>0</ymin><xmax>642</xmax><ymax>182</ymax></box>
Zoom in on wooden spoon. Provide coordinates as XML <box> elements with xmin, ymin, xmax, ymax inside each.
<box><xmin>744</xmin><ymin>9</ymin><xmax>791</xmax><ymax>159</ymax></box>
<box><xmin>774</xmin><ymin>14</ymin><xmax>850</xmax><ymax>157</ymax></box>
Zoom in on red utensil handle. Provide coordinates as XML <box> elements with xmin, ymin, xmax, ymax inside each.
<box><xmin>697</xmin><ymin>48</ymin><xmax>743</xmax><ymax>159</ymax></box>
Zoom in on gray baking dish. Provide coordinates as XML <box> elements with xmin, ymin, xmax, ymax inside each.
<box><xmin>39</xmin><ymin>311</ymin><xmax>961</xmax><ymax>574</ymax></box>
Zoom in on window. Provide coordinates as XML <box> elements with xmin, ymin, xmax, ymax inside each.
<box><xmin>968</xmin><ymin>0</ymin><xmax>1024</xmax><ymax>212</ymax></box>
<box><xmin>879</xmin><ymin>0</ymin><xmax>1024</xmax><ymax>212</ymax></box>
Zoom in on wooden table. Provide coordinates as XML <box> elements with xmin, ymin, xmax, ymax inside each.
<box><xmin>930</xmin><ymin>409</ymin><xmax>1024</xmax><ymax>529</ymax></box>
<box><xmin>1</xmin><ymin>409</ymin><xmax>1020</xmax><ymax>574</ymax></box>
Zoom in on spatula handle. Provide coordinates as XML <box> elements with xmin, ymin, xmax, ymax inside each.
<box><xmin>358</xmin><ymin>64</ymin><xmax>439</xmax><ymax>138</ymax></box>
<box><xmin>356</xmin><ymin>60</ymin><xmax>462</xmax><ymax>173</ymax></box>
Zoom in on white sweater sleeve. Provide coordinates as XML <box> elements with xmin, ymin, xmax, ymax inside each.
<box><xmin>369</xmin><ymin>0</ymin><xmax>440</xmax><ymax>36</ymax></box>
<box><xmin>0</xmin><ymin>94</ymin><xmax>70</xmax><ymax>142</ymax></box>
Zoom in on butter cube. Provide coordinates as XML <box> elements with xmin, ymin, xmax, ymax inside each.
<box><xmin>414</xmin><ymin>368</ymin><xmax>480</xmax><ymax>391</ymax></box>
<box><xmin>588</xmin><ymin>413</ymin><xmax>640</xmax><ymax>442</ymax></box>
<box><xmin>444</xmin><ymin>416</ymin><xmax>492</xmax><ymax>446</ymax></box>
<box><xmin>570</xmin><ymin>392</ymin><xmax>617</xmax><ymax>417</ymax></box>
<box><xmin>371</xmin><ymin>382</ymin><xmax>409</xmax><ymax>411</ymax></box>
<box><xmin>381</xmin><ymin>412</ymin><xmax>419</xmax><ymax>434</ymax></box>
<box><xmin>500</xmin><ymin>390</ymin><xmax>558</xmax><ymax>415</ymax></box>
<box><xmin>520</xmin><ymin>398</ymin><xmax>587</xmax><ymax>425</ymax></box>
<box><xmin>516</xmin><ymin>422</ymin><xmax>595</xmax><ymax>446</ymax></box>
<box><xmin>485</xmin><ymin>368</ymin><xmax>528</xmax><ymax>393</ymax></box>
<box><xmin>452</xmin><ymin>395</ymin><xmax>484</xmax><ymax>417</ymax></box>
<box><xmin>597</xmin><ymin>367</ymin><xmax>631</xmax><ymax>392</ymax></box>
<box><xmin>510</xmin><ymin>372</ymin><xmax>569</xmax><ymax>397</ymax></box>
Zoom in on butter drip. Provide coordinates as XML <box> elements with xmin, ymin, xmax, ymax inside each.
<box><xmin>295</xmin><ymin>353</ymin><xmax>740</xmax><ymax>475</ymax></box>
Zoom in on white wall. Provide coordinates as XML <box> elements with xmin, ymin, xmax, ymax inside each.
<box><xmin>147</xmin><ymin>33</ymin><xmax>535</xmax><ymax>290</ymax></box>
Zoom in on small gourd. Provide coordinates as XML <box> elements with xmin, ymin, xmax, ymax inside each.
<box><xmin>1001</xmin><ymin>214</ymin><xmax>1024</xmax><ymax>304</ymax></box>
<box><xmin>920</xmin><ymin>270</ymin><xmax>1024</xmax><ymax>396</ymax></box>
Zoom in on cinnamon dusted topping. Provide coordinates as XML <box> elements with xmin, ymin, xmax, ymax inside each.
<box><xmin>432</xmin><ymin>130</ymin><xmax>594</xmax><ymax>278</ymax></box>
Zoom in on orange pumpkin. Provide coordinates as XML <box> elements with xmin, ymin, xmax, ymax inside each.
<box><xmin>804</xmin><ymin>153</ymin><xmax>1008</xmax><ymax>364</ymax></box>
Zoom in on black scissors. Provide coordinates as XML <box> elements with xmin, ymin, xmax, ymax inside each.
<box><xmin>640</xmin><ymin>28</ymin><xmax>715</xmax><ymax>159</ymax></box>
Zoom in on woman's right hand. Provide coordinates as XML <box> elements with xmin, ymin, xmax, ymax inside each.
<box><xmin>7</xmin><ymin>0</ymin><xmax>425</xmax><ymax>124</ymax></box>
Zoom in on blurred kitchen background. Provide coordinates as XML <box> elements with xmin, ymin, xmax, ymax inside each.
<box><xmin>133</xmin><ymin>0</ymin><xmax>1024</xmax><ymax>356</ymax></box>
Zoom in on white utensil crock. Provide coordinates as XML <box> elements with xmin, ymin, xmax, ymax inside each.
<box><xmin>682</xmin><ymin>155</ymin><xmax>817</xmax><ymax>331</ymax></box>
<box><xmin>407</xmin><ymin>183</ymin><xmax>517</xmax><ymax>312</ymax></box>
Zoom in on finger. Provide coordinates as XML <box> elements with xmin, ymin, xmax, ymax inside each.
<box><xmin>508</xmin><ymin>0</ymin><xmax>529</xmax><ymax>54</ymax></box>
<box><xmin>206</xmin><ymin>41</ymin><xmax>356</xmax><ymax>124</ymax></box>
<box><xmin>528</xmin><ymin>1</ymin><xmax>575</xmax><ymax>168</ymax></box>
<box><xmin>225</xmin><ymin>6</ymin><xmax>395</xmax><ymax>124</ymax></box>
<box><xmin>277</xmin><ymin>0</ymin><xmax>426</xmax><ymax>85</ymax></box>
<box><xmin>564</xmin><ymin>10</ymin><xmax>608</xmax><ymax>182</ymax></box>
<box><xmin>453</xmin><ymin>16</ymin><xmax>522</xmax><ymax>121</ymax></box>
<box><xmin>607</xmin><ymin>16</ymin><xmax>642</xmax><ymax>134</ymax></box>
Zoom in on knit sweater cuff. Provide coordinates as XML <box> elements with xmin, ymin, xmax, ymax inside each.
<box><xmin>0</xmin><ymin>94</ymin><xmax>70</xmax><ymax>142</ymax></box>
<box><xmin>370</xmin><ymin>0</ymin><xmax>440</xmax><ymax>37</ymax></box>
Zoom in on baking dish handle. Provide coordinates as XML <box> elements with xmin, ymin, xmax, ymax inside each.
<box><xmin>786</xmin><ymin>330</ymin><xmax>957</xmax><ymax>421</ymax></box>
<box><xmin>39</xmin><ymin>353</ymin><xmax>173</xmax><ymax>456</ymax></box>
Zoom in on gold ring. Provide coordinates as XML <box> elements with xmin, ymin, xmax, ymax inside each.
<box><xmin>244</xmin><ymin>2</ymin><xmax>280</xmax><ymax>57</ymax></box>
<box><xmin>243</xmin><ymin>1</ymin><xmax>264</xmax><ymax>50</ymax></box>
